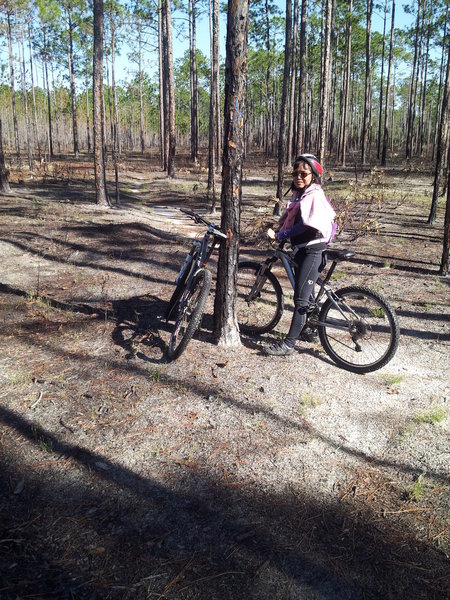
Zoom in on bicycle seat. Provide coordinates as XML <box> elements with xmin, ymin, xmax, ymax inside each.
<box><xmin>325</xmin><ymin>249</ymin><xmax>355</xmax><ymax>262</ymax></box>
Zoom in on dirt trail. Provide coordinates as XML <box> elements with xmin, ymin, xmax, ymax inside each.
<box><xmin>0</xmin><ymin>168</ymin><xmax>449</xmax><ymax>599</ymax></box>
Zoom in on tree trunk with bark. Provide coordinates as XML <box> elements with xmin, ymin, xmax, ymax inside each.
<box><xmin>67</xmin><ymin>8</ymin><xmax>79</xmax><ymax>157</ymax></box>
<box><xmin>189</xmin><ymin>0</ymin><xmax>199</xmax><ymax>162</ymax></box>
<box><xmin>361</xmin><ymin>0</ymin><xmax>373</xmax><ymax>165</ymax></box>
<box><xmin>161</xmin><ymin>0</ymin><xmax>176</xmax><ymax>177</ymax></box>
<box><xmin>295</xmin><ymin>0</ymin><xmax>307</xmax><ymax>157</ymax></box>
<box><xmin>339</xmin><ymin>0</ymin><xmax>352</xmax><ymax>166</ymax></box>
<box><xmin>275</xmin><ymin>0</ymin><xmax>292</xmax><ymax>214</ymax></box>
<box><xmin>381</xmin><ymin>0</ymin><xmax>395</xmax><ymax>166</ymax></box>
<box><xmin>213</xmin><ymin>0</ymin><xmax>249</xmax><ymax>347</ymax></box>
<box><xmin>207</xmin><ymin>0</ymin><xmax>218</xmax><ymax>211</ymax></box>
<box><xmin>93</xmin><ymin>0</ymin><xmax>110</xmax><ymax>207</ymax></box>
<box><xmin>7</xmin><ymin>11</ymin><xmax>20</xmax><ymax>157</ymax></box>
<box><xmin>429</xmin><ymin>39</ymin><xmax>450</xmax><ymax>224</ymax></box>
<box><xmin>440</xmin><ymin>153</ymin><xmax>450</xmax><ymax>275</ymax></box>
<box><xmin>318</xmin><ymin>0</ymin><xmax>334</xmax><ymax>168</ymax></box>
<box><xmin>0</xmin><ymin>120</ymin><xmax>11</xmax><ymax>194</ymax></box>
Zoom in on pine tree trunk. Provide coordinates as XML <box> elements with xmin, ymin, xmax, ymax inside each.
<box><xmin>85</xmin><ymin>55</ymin><xmax>92</xmax><ymax>153</ymax></box>
<box><xmin>429</xmin><ymin>39</ymin><xmax>450</xmax><ymax>224</ymax></box>
<box><xmin>28</xmin><ymin>22</ymin><xmax>41</xmax><ymax>162</ymax></box>
<box><xmin>93</xmin><ymin>0</ymin><xmax>110</xmax><ymax>207</ymax></box>
<box><xmin>381</xmin><ymin>0</ymin><xmax>395</xmax><ymax>166</ymax></box>
<box><xmin>275</xmin><ymin>0</ymin><xmax>292</xmax><ymax>212</ymax></box>
<box><xmin>19</xmin><ymin>18</ymin><xmax>33</xmax><ymax>173</ymax></box>
<box><xmin>7</xmin><ymin>12</ymin><xmax>20</xmax><ymax>157</ymax></box>
<box><xmin>340</xmin><ymin>0</ymin><xmax>352</xmax><ymax>166</ymax></box>
<box><xmin>0</xmin><ymin>120</ymin><xmax>11</xmax><ymax>194</ymax></box>
<box><xmin>287</xmin><ymin>0</ymin><xmax>299</xmax><ymax>163</ymax></box>
<box><xmin>295</xmin><ymin>0</ymin><xmax>307</xmax><ymax>156</ymax></box>
<box><xmin>158</xmin><ymin>0</ymin><xmax>165</xmax><ymax>168</ymax></box>
<box><xmin>213</xmin><ymin>0</ymin><xmax>249</xmax><ymax>347</ymax></box>
<box><xmin>440</xmin><ymin>155</ymin><xmax>450</xmax><ymax>275</ymax></box>
<box><xmin>161</xmin><ymin>0</ymin><xmax>176</xmax><ymax>177</ymax></box>
<box><xmin>207</xmin><ymin>0</ymin><xmax>218</xmax><ymax>211</ymax></box>
<box><xmin>361</xmin><ymin>0</ymin><xmax>373</xmax><ymax>165</ymax></box>
<box><xmin>377</xmin><ymin>0</ymin><xmax>387</xmax><ymax>159</ymax></box>
<box><xmin>68</xmin><ymin>9</ymin><xmax>79</xmax><ymax>157</ymax></box>
<box><xmin>318</xmin><ymin>0</ymin><xmax>334</xmax><ymax>169</ymax></box>
<box><xmin>214</xmin><ymin>0</ymin><xmax>221</xmax><ymax>169</ymax></box>
<box><xmin>189</xmin><ymin>0</ymin><xmax>199</xmax><ymax>162</ymax></box>
<box><xmin>406</xmin><ymin>0</ymin><xmax>422</xmax><ymax>159</ymax></box>
<box><xmin>138</xmin><ymin>24</ymin><xmax>145</xmax><ymax>155</ymax></box>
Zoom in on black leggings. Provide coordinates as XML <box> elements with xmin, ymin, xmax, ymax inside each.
<box><xmin>284</xmin><ymin>246</ymin><xmax>325</xmax><ymax>347</ymax></box>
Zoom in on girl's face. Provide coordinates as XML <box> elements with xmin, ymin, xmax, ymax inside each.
<box><xmin>292</xmin><ymin>162</ymin><xmax>313</xmax><ymax>190</ymax></box>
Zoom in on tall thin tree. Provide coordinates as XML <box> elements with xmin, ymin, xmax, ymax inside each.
<box><xmin>381</xmin><ymin>0</ymin><xmax>395</xmax><ymax>166</ymax></box>
<box><xmin>214</xmin><ymin>0</ymin><xmax>249</xmax><ymax>347</ymax></box>
<box><xmin>275</xmin><ymin>0</ymin><xmax>292</xmax><ymax>215</ymax></box>
<box><xmin>93</xmin><ymin>0</ymin><xmax>110</xmax><ymax>206</ymax></box>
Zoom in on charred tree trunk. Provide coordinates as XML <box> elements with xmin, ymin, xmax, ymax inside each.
<box><xmin>213</xmin><ymin>0</ymin><xmax>249</xmax><ymax>347</ymax></box>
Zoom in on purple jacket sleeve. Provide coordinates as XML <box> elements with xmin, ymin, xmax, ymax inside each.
<box><xmin>276</xmin><ymin>220</ymin><xmax>309</xmax><ymax>241</ymax></box>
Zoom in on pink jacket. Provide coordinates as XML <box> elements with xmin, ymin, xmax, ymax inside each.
<box><xmin>279</xmin><ymin>184</ymin><xmax>336</xmax><ymax>241</ymax></box>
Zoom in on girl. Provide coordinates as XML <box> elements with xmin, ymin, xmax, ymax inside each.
<box><xmin>265</xmin><ymin>154</ymin><xmax>336</xmax><ymax>356</ymax></box>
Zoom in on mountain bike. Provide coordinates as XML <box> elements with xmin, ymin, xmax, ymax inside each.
<box><xmin>236</xmin><ymin>244</ymin><xmax>400</xmax><ymax>373</ymax></box>
<box><xmin>164</xmin><ymin>208</ymin><xmax>228</xmax><ymax>360</ymax></box>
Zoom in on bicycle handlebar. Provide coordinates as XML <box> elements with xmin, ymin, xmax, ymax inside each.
<box><xmin>179</xmin><ymin>208</ymin><xmax>228</xmax><ymax>239</ymax></box>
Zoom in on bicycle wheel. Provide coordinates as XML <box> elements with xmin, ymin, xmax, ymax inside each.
<box><xmin>318</xmin><ymin>285</ymin><xmax>400</xmax><ymax>374</ymax></box>
<box><xmin>167</xmin><ymin>268</ymin><xmax>212</xmax><ymax>360</ymax></box>
<box><xmin>236</xmin><ymin>261</ymin><xmax>284</xmax><ymax>335</ymax></box>
<box><xmin>165</xmin><ymin>270</ymin><xmax>189</xmax><ymax>321</ymax></box>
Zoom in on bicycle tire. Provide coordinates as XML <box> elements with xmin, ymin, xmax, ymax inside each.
<box><xmin>167</xmin><ymin>268</ymin><xmax>212</xmax><ymax>360</ymax></box>
<box><xmin>318</xmin><ymin>285</ymin><xmax>400</xmax><ymax>374</ymax></box>
<box><xmin>165</xmin><ymin>266</ymin><xmax>190</xmax><ymax>321</ymax></box>
<box><xmin>236</xmin><ymin>261</ymin><xmax>284</xmax><ymax>335</ymax></box>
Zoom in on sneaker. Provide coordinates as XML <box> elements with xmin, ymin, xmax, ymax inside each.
<box><xmin>264</xmin><ymin>340</ymin><xmax>295</xmax><ymax>356</ymax></box>
<box><xmin>299</xmin><ymin>328</ymin><xmax>319</xmax><ymax>342</ymax></box>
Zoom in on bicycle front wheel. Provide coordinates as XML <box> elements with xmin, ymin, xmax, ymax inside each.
<box><xmin>167</xmin><ymin>268</ymin><xmax>212</xmax><ymax>360</ymax></box>
<box><xmin>318</xmin><ymin>285</ymin><xmax>400</xmax><ymax>374</ymax></box>
<box><xmin>236</xmin><ymin>261</ymin><xmax>284</xmax><ymax>335</ymax></box>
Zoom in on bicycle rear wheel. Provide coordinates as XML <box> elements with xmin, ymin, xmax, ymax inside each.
<box><xmin>236</xmin><ymin>261</ymin><xmax>284</xmax><ymax>335</ymax></box>
<box><xmin>318</xmin><ymin>285</ymin><xmax>399</xmax><ymax>374</ymax></box>
<box><xmin>167</xmin><ymin>268</ymin><xmax>212</xmax><ymax>360</ymax></box>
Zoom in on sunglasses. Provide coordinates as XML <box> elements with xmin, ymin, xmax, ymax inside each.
<box><xmin>292</xmin><ymin>170</ymin><xmax>312</xmax><ymax>179</ymax></box>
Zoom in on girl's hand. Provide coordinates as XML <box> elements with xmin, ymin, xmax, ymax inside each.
<box><xmin>267</xmin><ymin>228</ymin><xmax>276</xmax><ymax>240</ymax></box>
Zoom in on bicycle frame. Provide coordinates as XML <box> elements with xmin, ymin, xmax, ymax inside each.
<box><xmin>257</xmin><ymin>246</ymin><xmax>357</xmax><ymax>332</ymax></box>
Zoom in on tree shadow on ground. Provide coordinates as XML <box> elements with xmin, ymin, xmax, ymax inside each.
<box><xmin>1</xmin><ymin>404</ymin><xmax>448</xmax><ymax>600</ymax></box>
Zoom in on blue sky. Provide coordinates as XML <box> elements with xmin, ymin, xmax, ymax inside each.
<box><xmin>116</xmin><ymin>0</ymin><xmax>415</xmax><ymax>83</ymax></box>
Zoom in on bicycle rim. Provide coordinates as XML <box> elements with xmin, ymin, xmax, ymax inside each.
<box><xmin>236</xmin><ymin>261</ymin><xmax>283</xmax><ymax>335</ymax></box>
<box><xmin>167</xmin><ymin>268</ymin><xmax>212</xmax><ymax>360</ymax></box>
<box><xmin>318</xmin><ymin>285</ymin><xmax>400</xmax><ymax>373</ymax></box>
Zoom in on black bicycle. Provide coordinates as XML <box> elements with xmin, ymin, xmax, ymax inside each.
<box><xmin>236</xmin><ymin>244</ymin><xmax>400</xmax><ymax>373</ymax></box>
<box><xmin>164</xmin><ymin>208</ymin><xmax>228</xmax><ymax>360</ymax></box>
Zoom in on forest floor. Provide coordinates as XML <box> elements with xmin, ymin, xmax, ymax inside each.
<box><xmin>0</xmin><ymin>153</ymin><xmax>449</xmax><ymax>599</ymax></box>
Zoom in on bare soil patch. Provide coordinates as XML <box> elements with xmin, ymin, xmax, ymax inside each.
<box><xmin>0</xmin><ymin>156</ymin><xmax>449</xmax><ymax>599</ymax></box>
